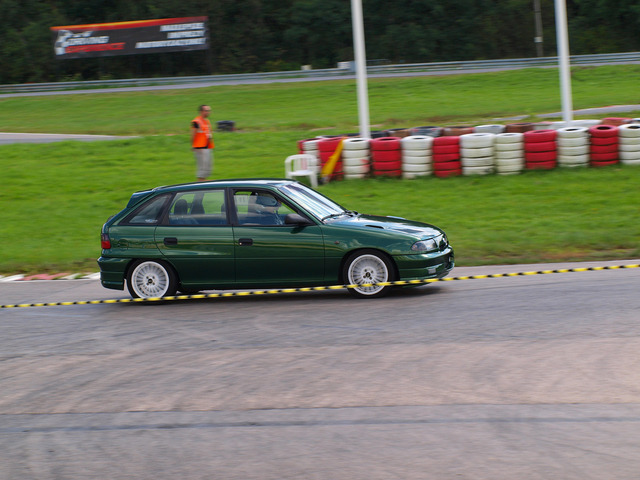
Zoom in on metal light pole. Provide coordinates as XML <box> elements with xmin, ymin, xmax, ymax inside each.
<box><xmin>533</xmin><ymin>0</ymin><xmax>544</xmax><ymax>57</ymax></box>
<box><xmin>351</xmin><ymin>0</ymin><xmax>371</xmax><ymax>139</ymax></box>
<box><xmin>555</xmin><ymin>0</ymin><xmax>573</xmax><ymax>126</ymax></box>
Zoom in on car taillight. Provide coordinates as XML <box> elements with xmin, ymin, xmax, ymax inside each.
<box><xmin>101</xmin><ymin>233</ymin><xmax>111</xmax><ymax>249</ymax></box>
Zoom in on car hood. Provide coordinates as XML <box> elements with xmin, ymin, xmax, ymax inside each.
<box><xmin>327</xmin><ymin>214</ymin><xmax>444</xmax><ymax>239</ymax></box>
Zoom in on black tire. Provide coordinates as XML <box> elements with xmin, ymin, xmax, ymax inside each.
<box><xmin>127</xmin><ymin>260</ymin><xmax>178</xmax><ymax>299</ymax></box>
<box><xmin>342</xmin><ymin>249</ymin><xmax>396</xmax><ymax>298</ymax></box>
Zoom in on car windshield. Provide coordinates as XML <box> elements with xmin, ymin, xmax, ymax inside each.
<box><xmin>278</xmin><ymin>183</ymin><xmax>346</xmax><ymax>220</ymax></box>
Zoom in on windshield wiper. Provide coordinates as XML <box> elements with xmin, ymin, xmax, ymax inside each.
<box><xmin>321</xmin><ymin>211</ymin><xmax>358</xmax><ymax>222</ymax></box>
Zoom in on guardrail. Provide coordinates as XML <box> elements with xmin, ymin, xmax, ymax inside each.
<box><xmin>1</xmin><ymin>51</ymin><xmax>639</xmax><ymax>94</ymax></box>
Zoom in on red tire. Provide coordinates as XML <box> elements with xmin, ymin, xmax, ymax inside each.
<box><xmin>525</xmin><ymin>151</ymin><xmax>557</xmax><ymax>162</ymax></box>
<box><xmin>590</xmin><ymin>152</ymin><xmax>618</xmax><ymax>162</ymax></box>
<box><xmin>524</xmin><ymin>129</ymin><xmax>557</xmax><ymax>142</ymax></box>
<box><xmin>434</xmin><ymin>159</ymin><xmax>462</xmax><ymax>170</ymax></box>
<box><xmin>443</xmin><ymin>126</ymin><xmax>474</xmax><ymax>136</ymax></box>
<box><xmin>524</xmin><ymin>141</ymin><xmax>557</xmax><ymax>153</ymax></box>
<box><xmin>526</xmin><ymin>160</ymin><xmax>556</xmax><ymax>170</ymax></box>
<box><xmin>433</xmin><ymin>136</ymin><xmax>460</xmax><ymax>146</ymax></box>
<box><xmin>588</xmin><ymin>125</ymin><xmax>618</xmax><ymax>138</ymax></box>
<box><xmin>372</xmin><ymin>169</ymin><xmax>402</xmax><ymax>177</ymax></box>
<box><xmin>432</xmin><ymin>144</ymin><xmax>460</xmax><ymax>155</ymax></box>
<box><xmin>434</xmin><ymin>168</ymin><xmax>462</xmax><ymax>178</ymax></box>
<box><xmin>373</xmin><ymin>160</ymin><xmax>402</xmax><ymax>171</ymax></box>
<box><xmin>505</xmin><ymin>123</ymin><xmax>535</xmax><ymax>133</ymax></box>
<box><xmin>591</xmin><ymin>160</ymin><xmax>619</xmax><ymax>167</ymax></box>
<box><xmin>372</xmin><ymin>150</ymin><xmax>402</xmax><ymax>162</ymax></box>
<box><xmin>433</xmin><ymin>153</ymin><xmax>460</xmax><ymax>163</ymax></box>
<box><xmin>317</xmin><ymin>137</ymin><xmax>343</xmax><ymax>152</ymax></box>
<box><xmin>590</xmin><ymin>136</ymin><xmax>619</xmax><ymax>146</ymax></box>
<box><xmin>370</xmin><ymin>137</ymin><xmax>401</xmax><ymax>151</ymax></box>
<box><xmin>590</xmin><ymin>144</ymin><xmax>618</xmax><ymax>154</ymax></box>
<box><xmin>600</xmin><ymin>117</ymin><xmax>631</xmax><ymax>126</ymax></box>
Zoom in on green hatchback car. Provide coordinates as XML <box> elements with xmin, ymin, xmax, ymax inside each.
<box><xmin>98</xmin><ymin>179</ymin><xmax>454</xmax><ymax>298</ymax></box>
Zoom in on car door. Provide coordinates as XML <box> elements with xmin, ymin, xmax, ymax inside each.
<box><xmin>155</xmin><ymin>189</ymin><xmax>235</xmax><ymax>289</ymax></box>
<box><xmin>231</xmin><ymin>189</ymin><xmax>326</xmax><ymax>287</ymax></box>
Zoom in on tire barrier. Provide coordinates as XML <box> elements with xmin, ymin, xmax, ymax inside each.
<box><xmin>371</xmin><ymin>137</ymin><xmax>402</xmax><ymax>177</ymax></box>
<box><xmin>556</xmin><ymin>126</ymin><xmax>590</xmax><ymax>168</ymax></box>
<box><xmin>341</xmin><ymin>137</ymin><xmax>371</xmax><ymax>179</ymax></box>
<box><xmin>494</xmin><ymin>132</ymin><xmax>525</xmax><ymax>175</ymax></box>
<box><xmin>296</xmin><ymin>119</ymin><xmax>640</xmax><ymax>181</ymax></box>
<box><xmin>618</xmin><ymin>124</ymin><xmax>640</xmax><ymax>166</ymax></box>
<box><xmin>4</xmin><ymin>264</ymin><xmax>639</xmax><ymax>309</ymax></box>
<box><xmin>460</xmin><ymin>133</ymin><xmax>495</xmax><ymax>175</ymax></box>
<box><xmin>588</xmin><ymin>125</ymin><xmax>619</xmax><ymax>167</ymax></box>
<box><xmin>401</xmin><ymin>135</ymin><xmax>433</xmax><ymax>179</ymax></box>
<box><xmin>524</xmin><ymin>129</ymin><xmax>557</xmax><ymax>170</ymax></box>
<box><xmin>433</xmin><ymin>136</ymin><xmax>462</xmax><ymax>178</ymax></box>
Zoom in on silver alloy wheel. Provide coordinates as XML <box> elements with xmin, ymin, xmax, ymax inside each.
<box><xmin>347</xmin><ymin>253</ymin><xmax>389</xmax><ymax>296</ymax></box>
<box><xmin>130</xmin><ymin>261</ymin><xmax>171</xmax><ymax>298</ymax></box>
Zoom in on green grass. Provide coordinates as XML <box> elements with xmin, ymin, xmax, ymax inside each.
<box><xmin>1</xmin><ymin>65</ymin><xmax>640</xmax><ymax>274</ymax></box>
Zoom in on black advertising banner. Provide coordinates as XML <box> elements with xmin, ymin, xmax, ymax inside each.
<box><xmin>51</xmin><ymin>17</ymin><xmax>209</xmax><ymax>60</ymax></box>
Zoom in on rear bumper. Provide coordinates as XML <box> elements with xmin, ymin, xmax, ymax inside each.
<box><xmin>97</xmin><ymin>256</ymin><xmax>130</xmax><ymax>290</ymax></box>
<box><xmin>394</xmin><ymin>247</ymin><xmax>454</xmax><ymax>281</ymax></box>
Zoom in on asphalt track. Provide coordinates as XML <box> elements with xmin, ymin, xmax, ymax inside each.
<box><xmin>1</xmin><ymin>259</ymin><xmax>640</xmax><ymax>479</ymax></box>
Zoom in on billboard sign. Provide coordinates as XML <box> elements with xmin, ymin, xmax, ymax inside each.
<box><xmin>51</xmin><ymin>17</ymin><xmax>209</xmax><ymax>60</ymax></box>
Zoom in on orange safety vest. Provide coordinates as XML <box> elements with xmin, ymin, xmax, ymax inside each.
<box><xmin>191</xmin><ymin>116</ymin><xmax>214</xmax><ymax>149</ymax></box>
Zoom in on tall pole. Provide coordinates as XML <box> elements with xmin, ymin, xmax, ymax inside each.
<box><xmin>533</xmin><ymin>0</ymin><xmax>544</xmax><ymax>57</ymax></box>
<box><xmin>351</xmin><ymin>0</ymin><xmax>371</xmax><ymax>139</ymax></box>
<box><xmin>555</xmin><ymin>0</ymin><xmax>573</xmax><ymax>126</ymax></box>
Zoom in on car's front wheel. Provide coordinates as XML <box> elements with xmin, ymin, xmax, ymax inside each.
<box><xmin>343</xmin><ymin>250</ymin><xmax>395</xmax><ymax>298</ymax></box>
<box><xmin>127</xmin><ymin>260</ymin><xmax>178</xmax><ymax>298</ymax></box>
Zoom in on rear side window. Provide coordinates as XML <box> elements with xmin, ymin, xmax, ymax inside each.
<box><xmin>123</xmin><ymin>194</ymin><xmax>169</xmax><ymax>225</ymax></box>
<box><xmin>168</xmin><ymin>189</ymin><xmax>228</xmax><ymax>226</ymax></box>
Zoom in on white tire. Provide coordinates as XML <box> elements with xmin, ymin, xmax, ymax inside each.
<box><xmin>495</xmin><ymin>132</ymin><xmax>524</xmax><ymax>144</ymax></box>
<box><xmin>343</xmin><ymin>173</ymin><xmax>367</xmax><ymax>180</ymax></box>
<box><xmin>557</xmin><ymin>154</ymin><xmax>589</xmax><ymax>166</ymax></box>
<box><xmin>495</xmin><ymin>157</ymin><xmax>524</xmax><ymax>168</ymax></box>
<box><xmin>568</xmin><ymin>119</ymin><xmax>601</xmax><ymax>127</ymax></box>
<box><xmin>343</xmin><ymin>157</ymin><xmax>370</xmax><ymax>167</ymax></box>
<box><xmin>342</xmin><ymin>137</ymin><xmax>370</xmax><ymax>150</ymax></box>
<box><xmin>402</xmin><ymin>154</ymin><xmax>432</xmax><ymax>165</ymax></box>
<box><xmin>556</xmin><ymin>126</ymin><xmax>589</xmax><ymax>138</ymax></box>
<box><xmin>302</xmin><ymin>139</ymin><xmax>320</xmax><ymax>151</ymax></box>
<box><xmin>402</xmin><ymin>170</ymin><xmax>432</xmax><ymax>179</ymax></box>
<box><xmin>557</xmin><ymin>145</ymin><xmax>589</xmax><ymax>156</ymax></box>
<box><xmin>402</xmin><ymin>163</ymin><xmax>432</xmax><ymax>173</ymax></box>
<box><xmin>557</xmin><ymin>136</ymin><xmax>589</xmax><ymax>147</ymax></box>
<box><xmin>463</xmin><ymin>165</ymin><xmax>494</xmax><ymax>175</ymax></box>
<box><xmin>618</xmin><ymin>143</ymin><xmax>640</xmax><ymax>152</ymax></box>
<box><xmin>342</xmin><ymin>149</ymin><xmax>370</xmax><ymax>159</ymax></box>
<box><xmin>461</xmin><ymin>156</ymin><xmax>493</xmax><ymax>167</ymax></box>
<box><xmin>494</xmin><ymin>142</ymin><xmax>524</xmax><ymax>152</ymax></box>
<box><xmin>619</xmin><ymin>136</ymin><xmax>640</xmax><ymax>146</ymax></box>
<box><xmin>621</xmin><ymin>158</ymin><xmax>640</xmax><ymax>166</ymax></box>
<box><xmin>619</xmin><ymin>151</ymin><xmax>640</xmax><ymax>161</ymax></box>
<box><xmin>474</xmin><ymin>124</ymin><xmax>505</xmax><ymax>134</ymax></box>
<box><xmin>496</xmin><ymin>150</ymin><xmax>524</xmax><ymax>160</ymax></box>
<box><xmin>496</xmin><ymin>163</ymin><xmax>524</xmax><ymax>173</ymax></box>
<box><xmin>461</xmin><ymin>147</ymin><xmax>494</xmax><ymax>158</ymax></box>
<box><xmin>401</xmin><ymin>148</ymin><xmax>431</xmax><ymax>157</ymax></box>
<box><xmin>343</xmin><ymin>164</ymin><xmax>370</xmax><ymax>174</ymax></box>
<box><xmin>618</xmin><ymin>124</ymin><xmax>640</xmax><ymax>138</ymax></box>
<box><xmin>401</xmin><ymin>135</ymin><xmax>433</xmax><ymax>150</ymax></box>
<box><xmin>460</xmin><ymin>133</ymin><xmax>495</xmax><ymax>148</ymax></box>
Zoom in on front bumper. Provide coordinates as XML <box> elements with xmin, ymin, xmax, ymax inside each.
<box><xmin>394</xmin><ymin>247</ymin><xmax>454</xmax><ymax>281</ymax></box>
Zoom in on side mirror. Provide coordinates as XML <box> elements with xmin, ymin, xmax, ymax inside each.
<box><xmin>284</xmin><ymin>213</ymin><xmax>314</xmax><ymax>226</ymax></box>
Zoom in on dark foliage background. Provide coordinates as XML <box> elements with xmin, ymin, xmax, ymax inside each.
<box><xmin>1</xmin><ymin>0</ymin><xmax>638</xmax><ymax>84</ymax></box>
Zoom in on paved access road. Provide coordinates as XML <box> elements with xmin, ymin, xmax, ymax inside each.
<box><xmin>1</xmin><ymin>260</ymin><xmax>640</xmax><ymax>480</ymax></box>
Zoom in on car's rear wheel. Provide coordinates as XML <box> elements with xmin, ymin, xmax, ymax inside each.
<box><xmin>343</xmin><ymin>250</ymin><xmax>395</xmax><ymax>298</ymax></box>
<box><xmin>127</xmin><ymin>260</ymin><xmax>177</xmax><ymax>298</ymax></box>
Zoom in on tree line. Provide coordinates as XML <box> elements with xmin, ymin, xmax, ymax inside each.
<box><xmin>1</xmin><ymin>0</ymin><xmax>639</xmax><ymax>84</ymax></box>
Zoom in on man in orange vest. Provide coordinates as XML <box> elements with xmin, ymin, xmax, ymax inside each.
<box><xmin>191</xmin><ymin>105</ymin><xmax>215</xmax><ymax>181</ymax></box>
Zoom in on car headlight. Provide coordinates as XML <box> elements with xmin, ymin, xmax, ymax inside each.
<box><xmin>411</xmin><ymin>238</ymin><xmax>438</xmax><ymax>252</ymax></box>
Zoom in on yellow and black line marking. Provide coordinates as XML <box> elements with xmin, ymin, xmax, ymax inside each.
<box><xmin>2</xmin><ymin>264</ymin><xmax>638</xmax><ymax>309</ymax></box>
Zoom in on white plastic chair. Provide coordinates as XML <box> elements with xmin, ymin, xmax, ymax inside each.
<box><xmin>284</xmin><ymin>154</ymin><xmax>319</xmax><ymax>187</ymax></box>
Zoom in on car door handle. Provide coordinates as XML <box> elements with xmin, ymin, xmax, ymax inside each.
<box><xmin>238</xmin><ymin>238</ymin><xmax>253</xmax><ymax>246</ymax></box>
<box><xmin>164</xmin><ymin>237</ymin><xmax>178</xmax><ymax>246</ymax></box>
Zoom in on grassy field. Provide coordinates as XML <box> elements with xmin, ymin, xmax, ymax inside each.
<box><xmin>1</xmin><ymin>65</ymin><xmax>639</xmax><ymax>274</ymax></box>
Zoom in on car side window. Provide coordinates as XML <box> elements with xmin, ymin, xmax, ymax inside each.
<box><xmin>168</xmin><ymin>190</ymin><xmax>228</xmax><ymax>226</ymax></box>
<box><xmin>124</xmin><ymin>194</ymin><xmax>170</xmax><ymax>225</ymax></box>
<box><xmin>234</xmin><ymin>190</ymin><xmax>296</xmax><ymax>226</ymax></box>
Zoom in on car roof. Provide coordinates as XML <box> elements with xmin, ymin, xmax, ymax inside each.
<box><xmin>142</xmin><ymin>178</ymin><xmax>297</xmax><ymax>194</ymax></box>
